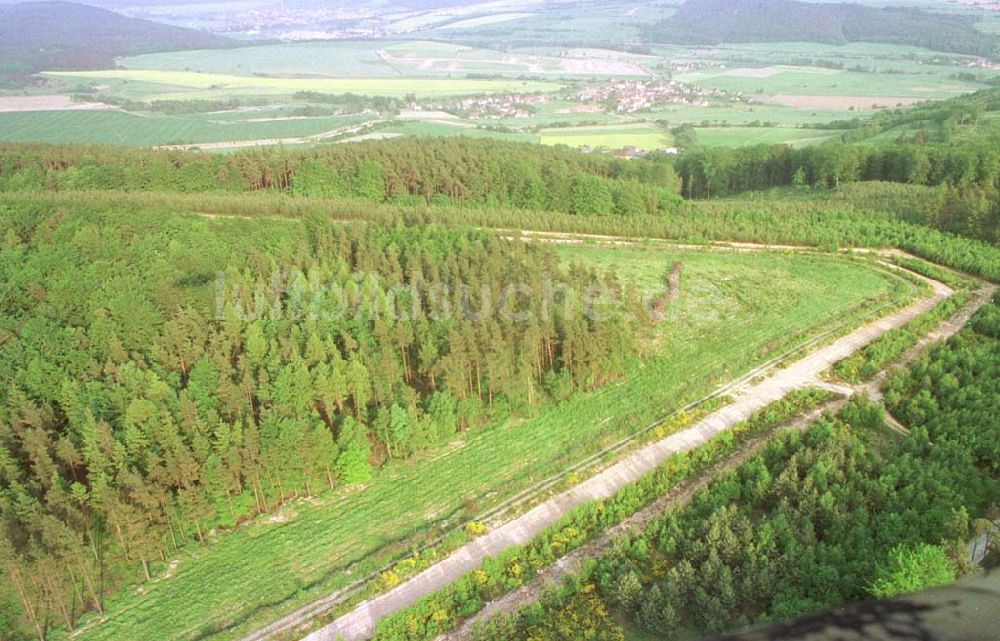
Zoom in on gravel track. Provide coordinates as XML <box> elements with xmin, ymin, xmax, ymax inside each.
<box><xmin>439</xmin><ymin>282</ymin><xmax>997</xmax><ymax>641</ymax></box>
<box><xmin>292</xmin><ymin>252</ymin><xmax>969</xmax><ymax>641</ymax></box>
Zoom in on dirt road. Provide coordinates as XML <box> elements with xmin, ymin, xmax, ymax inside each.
<box><xmin>438</xmin><ymin>282</ymin><xmax>997</xmax><ymax>641</ymax></box>
<box><xmin>153</xmin><ymin>120</ymin><xmax>382</xmax><ymax>151</ymax></box>
<box><xmin>295</xmin><ymin>261</ymin><xmax>969</xmax><ymax>641</ymax></box>
<box><xmin>437</xmin><ymin>400</ymin><xmax>849</xmax><ymax>641</ymax></box>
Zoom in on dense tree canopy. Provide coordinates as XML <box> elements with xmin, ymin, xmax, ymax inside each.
<box><xmin>0</xmin><ymin>202</ymin><xmax>643</xmax><ymax>638</ymax></box>
<box><xmin>0</xmin><ymin>138</ymin><xmax>683</xmax><ymax>218</ymax></box>
<box><xmin>650</xmin><ymin>0</ymin><xmax>999</xmax><ymax>58</ymax></box>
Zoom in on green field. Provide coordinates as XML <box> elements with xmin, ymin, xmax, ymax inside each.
<box><xmin>676</xmin><ymin>65</ymin><xmax>986</xmax><ymax>99</ymax></box>
<box><xmin>644</xmin><ymin>102</ymin><xmax>856</xmax><ymax>126</ymax></box>
<box><xmin>540</xmin><ymin>123</ymin><xmax>672</xmax><ymax>150</ymax></box>
<box><xmin>692</xmin><ymin>126</ymin><xmax>836</xmax><ymax>148</ymax></box>
<box><xmin>43</xmin><ymin>70</ymin><xmax>563</xmax><ymax>100</ymax></box>
<box><xmin>121</xmin><ymin>41</ymin><xmax>404</xmax><ymax>78</ymax></box>
<box><xmin>65</xmin><ymin>240</ymin><xmax>913</xmax><ymax>641</ymax></box>
<box><xmin>0</xmin><ymin>110</ymin><xmax>369</xmax><ymax>146</ymax></box>
<box><xmin>118</xmin><ymin>39</ymin><xmax>646</xmax><ymax>80</ymax></box>
<box><xmin>380</xmin><ymin>120</ymin><xmax>539</xmax><ymax>143</ymax></box>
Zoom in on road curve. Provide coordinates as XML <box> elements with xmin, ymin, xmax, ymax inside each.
<box><xmin>298</xmin><ymin>264</ymin><xmax>957</xmax><ymax>641</ymax></box>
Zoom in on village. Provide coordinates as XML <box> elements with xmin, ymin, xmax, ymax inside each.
<box><xmin>576</xmin><ymin>79</ymin><xmax>739</xmax><ymax>113</ymax></box>
<box><xmin>403</xmin><ymin>79</ymin><xmax>738</xmax><ymax>121</ymax></box>
<box><xmin>445</xmin><ymin>93</ymin><xmax>550</xmax><ymax>119</ymax></box>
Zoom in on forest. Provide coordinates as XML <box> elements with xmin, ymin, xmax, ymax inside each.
<box><xmin>465</xmin><ymin>301</ymin><xmax>1000</xmax><ymax>640</ymax></box>
<box><xmin>674</xmin><ymin>142</ymin><xmax>1000</xmax><ymax>242</ymax></box>
<box><xmin>0</xmin><ymin>139</ymin><xmax>683</xmax><ymax>218</ymax></box>
<box><xmin>651</xmin><ymin>0</ymin><xmax>999</xmax><ymax>57</ymax></box>
<box><xmin>0</xmin><ymin>201</ymin><xmax>642</xmax><ymax>639</ymax></box>
<box><xmin>1</xmin><ymin>130</ymin><xmax>999</xmax><ymax>641</ymax></box>
<box><xmin>2</xmin><ymin>115</ymin><xmax>1000</xmax><ymax>242</ymax></box>
<box><xmin>0</xmin><ymin>2</ymin><xmax>233</xmax><ymax>74</ymax></box>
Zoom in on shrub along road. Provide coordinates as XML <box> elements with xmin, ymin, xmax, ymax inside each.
<box><xmin>437</xmin><ymin>399</ymin><xmax>850</xmax><ymax>641</ymax></box>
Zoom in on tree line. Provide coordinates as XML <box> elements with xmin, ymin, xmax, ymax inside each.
<box><xmin>3</xmin><ymin>130</ymin><xmax>999</xmax><ymax>241</ymax></box>
<box><xmin>6</xmin><ymin>183</ymin><xmax>999</xmax><ymax>282</ymax></box>
<box><xmin>676</xmin><ymin>139</ymin><xmax>1000</xmax><ymax>195</ymax></box>
<box><xmin>0</xmin><ymin>138</ymin><xmax>683</xmax><ymax>218</ymax></box>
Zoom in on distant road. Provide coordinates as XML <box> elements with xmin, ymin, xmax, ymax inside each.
<box><xmin>153</xmin><ymin>120</ymin><xmax>382</xmax><ymax>151</ymax></box>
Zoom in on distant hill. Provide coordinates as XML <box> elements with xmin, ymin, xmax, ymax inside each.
<box><xmin>649</xmin><ymin>0</ymin><xmax>999</xmax><ymax>58</ymax></box>
<box><xmin>0</xmin><ymin>1</ymin><xmax>235</xmax><ymax>73</ymax></box>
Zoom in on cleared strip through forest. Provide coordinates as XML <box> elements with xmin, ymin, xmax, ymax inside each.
<box><xmin>282</xmin><ymin>253</ymin><xmax>958</xmax><ymax>641</ymax></box>
<box><xmin>438</xmin><ymin>280</ymin><xmax>998</xmax><ymax>641</ymax></box>
<box><xmin>234</xmin><ymin>244</ymin><xmax>908</xmax><ymax>641</ymax></box>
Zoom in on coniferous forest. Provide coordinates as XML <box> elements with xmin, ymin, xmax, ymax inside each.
<box><xmin>0</xmin><ymin>198</ymin><xmax>646</xmax><ymax>637</ymax></box>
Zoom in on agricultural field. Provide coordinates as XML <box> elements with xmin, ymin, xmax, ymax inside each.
<box><xmin>691</xmin><ymin>126</ymin><xmax>836</xmax><ymax>148</ymax></box>
<box><xmin>540</xmin><ymin>123</ymin><xmax>672</xmax><ymax>150</ymax></box>
<box><xmin>5</xmin><ymin>34</ymin><xmax>993</xmax><ymax>150</ymax></box>
<box><xmin>61</xmin><ymin>241</ymin><xmax>914</xmax><ymax>641</ymax></box>
<box><xmin>0</xmin><ymin>109</ymin><xmax>369</xmax><ymax>146</ymax></box>
<box><xmin>422</xmin><ymin>1</ymin><xmax>658</xmax><ymax>47</ymax></box>
<box><xmin>120</xmin><ymin>40</ymin><xmax>406</xmax><ymax>78</ymax></box>
<box><xmin>439</xmin><ymin>12</ymin><xmax>537</xmax><ymax>30</ymax></box>
<box><xmin>670</xmin><ymin>40</ymin><xmax>996</xmax><ymax>65</ymax></box>
<box><xmin>3</xmin><ymin>16</ymin><xmax>997</xmax><ymax>151</ymax></box>
<box><xmin>663</xmin><ymin>41</ymin><xmax>1000</xmax><ymax>114</ymax></box>
<box><xmin>120</xmin><ymin>39</ymin><xmax>652</xmax><ymax>79</ymax></box>
<box><xmin>642</xmin><ymin>102</ymin><xmax>850</xmax><ymax>127</ymax></box>
<box><xmin>373</xmin><ymin>119</ymin><xmax>539</xmax><ymax>143</ymax></box>
<box><xmin>43</xmin><ymin>69</ymin><xmax>563</xmax><ymax>100</ymax></box>
<box><xmin>674</xmin><ymin>65</ymin><xmax>984</xmax><ymax>100</ymax></box>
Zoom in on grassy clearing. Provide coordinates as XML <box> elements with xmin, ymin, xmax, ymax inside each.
<box><xmin>43</xmin><ymin>70</ymin><xmax>563</xmax><ymax>99</ymax></box>
<box><xmin>540</xmin><ymin>123</ymin><xmax>671</xmax><ymax>150</ymax></box>
<box><xmin>65</xmin><ymin>244</ymin><xmax>912</xmax><ymax>641</ymax></box>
